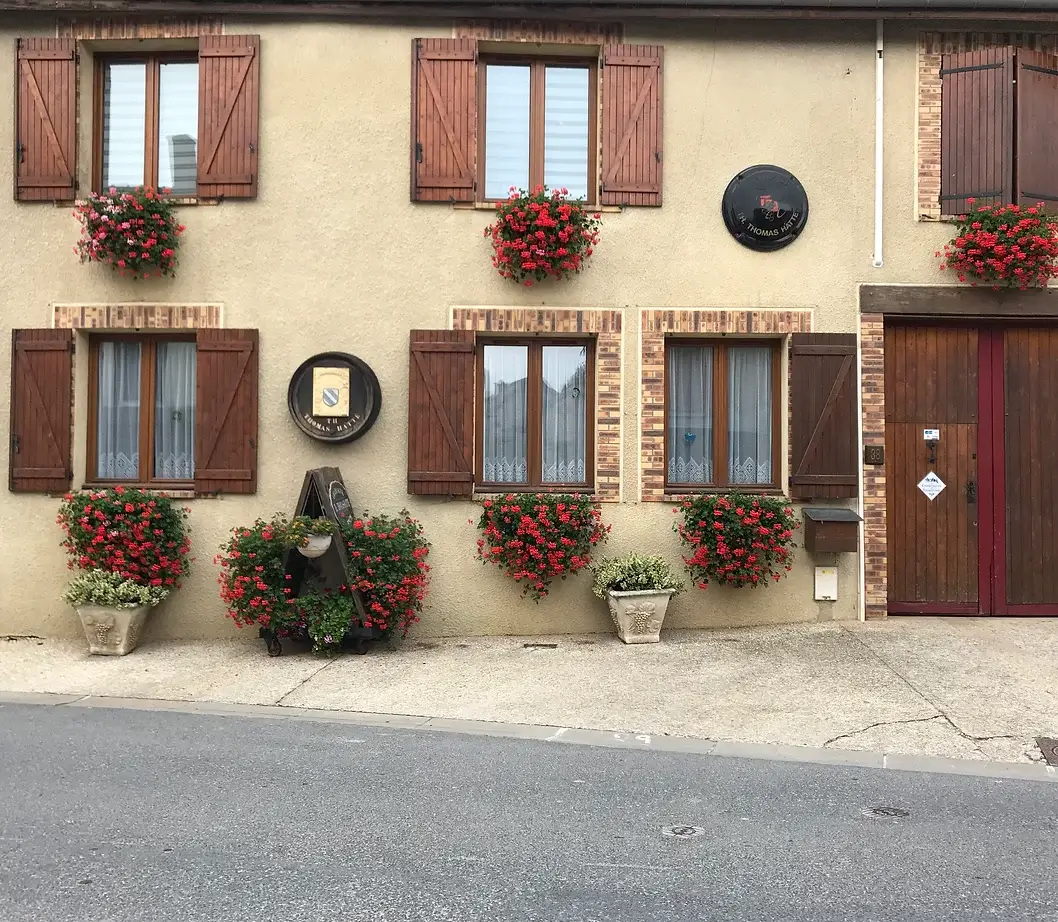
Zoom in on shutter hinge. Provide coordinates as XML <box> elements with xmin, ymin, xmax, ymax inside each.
<box><xmin>15</xmin><ymin>142</ymin><xmax>24</xmax><ymax>164</ymax></box>
<box><xmin>11</xmin><ymin>434</ymin><xmax>19</xmax><ymax>455</ymax></box>
<box><xmin>655</xmin><ymin>150</ymin><xmax>661</xmax><ymax>163</ymax></box>
<box><xmin>415</xmin><ymin>142</ymin><xmax>423</xmax><ymax>164</ymax></box>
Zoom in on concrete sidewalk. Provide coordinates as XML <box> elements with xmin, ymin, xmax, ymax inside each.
<box><xmin>2</xmin><ymin>618</ymin><xmax>1056</xmax><ymax>764</ymax></box>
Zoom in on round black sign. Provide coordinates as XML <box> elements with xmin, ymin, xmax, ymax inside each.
<box><xmin>287</xmin><ymin>352</ymin><xmax>382</xmax><ymax>444</ymax></box>
<box><xmin>721</xmin><ymin>165</ymin><xmax>809</xmax><ymax>252</ymax></box>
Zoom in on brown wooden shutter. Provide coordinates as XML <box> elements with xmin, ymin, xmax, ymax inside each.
<box><xmin>1015</xmin><ymin>49</ymin><xmax>1058</xmax><ymax>212</ymax></box>
<box><xmin>411</xmin><ymin>38</ymin><xmax>477</xmax><ymax>203</ymax></box>
<box><xmin>600</xmin><ymin>44</ymin><xmax>663</xmax><ymax>207</ymax></box>
<box><xmin>408</xmin><ymin>330</ymin><xmax>475</xmax><ymax>495</ymax></box>
<box><xmin>789</xmin><ymin>334</ymin><xmax>857</xmax><ymax>500</ymax></box>
<box><xmin>940</xmin><ymin>47</ymin><xmax>1013</xmax><ymax>216</ymax></box>
<box><xmin>15</xmin><ymin>38</ymin><xmax>76</xmax><ymax>202</ymax></box>
<box><xmin>9</xmin><ymin>329</ymin><xmax>72</xmax><ymax>493</ymax></box>
<box><xmin>197</xmin><ymin>34</ymin><xmax>260</xmax><ymax>199</ymax></box>
<box><xmin>195</xmin><ymin>329</ymin><xmax>258</xmax><ymax>495</ymax></box>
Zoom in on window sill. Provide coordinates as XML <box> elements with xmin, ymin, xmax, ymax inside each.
<box><xmin>80</xmin><ymin>482</ymin><xmax>196</xmax><ymax>499</ymax></box>
<box><xmin>663</xmin><ymin>487</ymin><xmax>789</xmax><ymax>501</ymax></box>
<box><xmin>454</xmin><ymin>201</ymin><xmax>621</xmax><ymax>214</ymax></box>
<box><xmin>474</xmin><ymin>485</ymin><xmax>596</xmax><ymax>496</ymax></box>
<box><xmin>55</xmin><ymin>197</ymin><xmax>221</xmax><ymax>209</ymax></box>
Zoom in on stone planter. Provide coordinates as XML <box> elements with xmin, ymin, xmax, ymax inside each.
<box><xmin>297</xmin><ymin>534</ymin><xmax>332</xmax><ymax>558</ymax></box>
<box><xmin>76</xmin><ymin>604</ymin><xmax>149</xmax><ymax>656</ymax></box>
<box><xmin>606</xmin><ymin>589</ymin><xmax>675</xmax><ymax>644</ymax></box>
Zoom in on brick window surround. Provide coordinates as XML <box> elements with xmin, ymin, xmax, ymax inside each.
<box><xmin>451</xmin><ymin>307</ymin><xmax>622</xmax><ymax>502</ymax></box>
<box><xmin>640</xmin><ymin>309</ymin><xmax>814</xmax><ymax>502</ymax></box>
<box><xmin>53</xmin><ymin>303</ymin><xmax>222</xmax><ymax>330</ymax></box>
<box><xmin>455</xmin><ymin>21</ymin><xmax>622</xmax><ymax>44</ymax></box>
<box><xmin>917</xmin><ymin>31</ymin><xmax>1058</xmax><ymax>221</ymax></box>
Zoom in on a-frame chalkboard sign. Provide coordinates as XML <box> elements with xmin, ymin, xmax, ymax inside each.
<box><xmin>260</xmin><ymin>467</ymin><xmax>370</xmax><ymax>656</ymax></box>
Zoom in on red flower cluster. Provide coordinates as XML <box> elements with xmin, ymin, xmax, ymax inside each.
<box><xmin>475</xmin><ymin>493</ymin><xmax>610</xmax><ymax>601</ymax></box>
<box><xmin>937</xmin><ymin>200</ymin><xmax>1058</xmax><ymax>290</ymax></box>
<box><xmin>675</xmin><ymin>493</ymin><xmax>798</xmax><ymax>589</ymax></box>
<box><xmin>344</xmin><ymin>512</ymin><xmax>431</xmax><ymax>637</ymax></box>
<box><xmin>216</xmin><ymin>516</ymin><xmax>300</xmax><ymax>633</ymax></box>
<box><xmin>484</xmin><ymin>186</ymin><xmax>601</xmax><ymax>286</ymax></box>
<box><xmin>57</xmin><ymin>486</ymin><xmax>192</xmax><ymax>588</ymax></box>
<box><xmin>74</xmin><ymin>186</ymin><xmax>185</xmax><ymax>279</ymax></box>
<box><xmin>217</xmin><ymin>511</ymin><xmax>432</xmax><ymax>642</ymax></box>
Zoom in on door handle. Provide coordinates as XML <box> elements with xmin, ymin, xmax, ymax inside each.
<box><xmin>966</xmin><ymin>479</ymin><xmax>977</xmax><ymax>504</ymax></box>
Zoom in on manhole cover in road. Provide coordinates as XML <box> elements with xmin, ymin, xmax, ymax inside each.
<box><xmin>862</xmin><ymin>806</ymin><xmax>910</xmax><ymax>818</ymax></box>
<box><xmin>1036</xmin><ymin>738</ymin><xmax>1058</xmax><ymax>766</ymax></box>
<box><xmin>662</xmin><ymin>825</ymin><xmax>706</xmax><ymax>838</ymax></box>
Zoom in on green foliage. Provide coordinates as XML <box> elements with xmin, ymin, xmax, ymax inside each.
<box><xmin>591</xmin><ymin>554</ymin><xmax>685</xmax><ymax>599</ymax></box>
<box><xmin>286</xmin><ymin>516</ymin><xmax>338</xmax><ymax>548</ymax></box>
<box><xmin>62</xmin><ymin>569</ymin><xmax>169</xmax><ymax>609</ymax></box>
<box><xmin>298</xmin><ymin>590</ymin><xmax>358</xmax><ymax>655</ymax></box>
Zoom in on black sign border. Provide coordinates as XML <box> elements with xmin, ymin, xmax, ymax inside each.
<box><xmin>721</xmin><ymin>164</ymin><xmax>809</xmax><ymax>253</ymax></box>
<box><xmin>287</xmin><ymin>351</ymin><xmax>383</xmax><ymax>445</ymax></box>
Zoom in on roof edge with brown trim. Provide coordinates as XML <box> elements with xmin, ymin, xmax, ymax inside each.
<box><xmin>7</xmin><ymin>0</ymin><xmax>1058</xmax><ymax>21</ymax></box>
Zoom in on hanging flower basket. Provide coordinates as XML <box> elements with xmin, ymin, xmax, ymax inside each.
<box><xmin>73</xmin><ymin>186</ymin><xmax>185</xmax><ymax>279</ymax></box>
<box><xmin>484</xmin><ymin>186</ymin><xmax>601</xmax><ymax>287</ymax></box>
<box><xmin>937</xmin><ymin>200</ymin><xmax>1058</xmax><ymax>291</ymax></box>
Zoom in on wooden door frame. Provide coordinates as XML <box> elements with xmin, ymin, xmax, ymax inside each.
<box><xmin>883</xmin><ymin>317</ymin><xmax>1058</xmax><ymax>616</ymax></box>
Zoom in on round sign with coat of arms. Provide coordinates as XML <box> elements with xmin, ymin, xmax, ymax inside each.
<box><xmin>287</xmin><ymin>352</ymin><xmax>382</xmax><ymax>444</ymax></box>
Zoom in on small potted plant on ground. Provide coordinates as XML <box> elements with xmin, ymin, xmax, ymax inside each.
<box><xmin>591</xmin><ymin>554</ymin><xmax>685</xmax><ymax>644</ymax></box>
<box><xmin>288</xmin><ymin>516</ymin><xmax>338</xmax><ymax>559</ymax></box>
<box><xmin>62</xmin><ymin>570</ymin><xmax>169</xmax><ymax>655</ymax></box>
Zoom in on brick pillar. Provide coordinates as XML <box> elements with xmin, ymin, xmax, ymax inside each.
<box><xmin>861</xmin><ymin>313</ymin><xmax>887</xmax><ymax>618</ymax></box>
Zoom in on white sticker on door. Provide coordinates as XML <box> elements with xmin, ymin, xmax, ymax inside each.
<box><xmin>917</xmin><ymin>471</ymin><xmax>946</xmax><ymax>501</ymax></box>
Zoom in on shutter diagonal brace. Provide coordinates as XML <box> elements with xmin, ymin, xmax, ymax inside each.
<box><xmin>794</xmin><ymin>354</ymin><xmax>853</xmax><ymax>478</ymax></box>
<box><xmin>198</xmin><ymin>343</ymin><xmax>252</xmax><ymax>471</ymax></box>
<box><xmin>20</xmin><ymin>60</ymin><xmax>72</xmax><ymax>182</ymax></box>
<box><xmin>201</xmin><ymin>49</ymin><xmax>254</xmax><ymax>177</ymax></box>
<box><xmin>420</xmin><ymin>56</ymin><xmax>471</xmax><ymax>183</ymax></box>
<box><xmin>603</xmin><ymin>62</ymin><xmax>658</xmax><ymax>188</ymax></box>
<box><xmin>14</xmin><ymin>344</ymin><xmax>65</xmax><ymax>473</ymax></box>
<box><xmin>411</xmin><ymin>348</ymin><xmax>471</xmax><ymax>473</ymax></box>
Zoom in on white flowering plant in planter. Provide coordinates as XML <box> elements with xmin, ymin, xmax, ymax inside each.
<box><xmin>591</xmin><ymin>554</ymin><xmax>685</xmax><ymax>645</ymax></box>
<box><xmin>62</xmin><ymin>569</ymin><xmax>169</xmax><ymax>610</ymax></box>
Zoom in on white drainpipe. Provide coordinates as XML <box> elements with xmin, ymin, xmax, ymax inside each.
<box><xmin>873</xmin><ymin>19</ymin><xmax>884</xmax><ymax>269</ymax></box>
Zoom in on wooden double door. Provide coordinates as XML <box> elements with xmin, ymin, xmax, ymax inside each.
<box><xmin>886</xmin><ymin>322</ymin><xmax>1058</xmax><ymax>615</ymax></box>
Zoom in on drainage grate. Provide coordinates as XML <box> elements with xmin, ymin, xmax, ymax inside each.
<box><xmin>523</xmin><ymin>643</ymin><xmax>558</xmax><ymax>649</ymax></box>
<box><xmin>1036</xmin><ymin>738</ymin><xmax>1058</xmax><ymax>766</ymax></box>
<box><xmin>662</xmin><ymin>825</ymin><xmax>706</xmax><ymax>838</ymax></box>
<box><xmin>862</xmin><ymin>806</ymin><xmax>910</xmax><ymax>818</ymax></box>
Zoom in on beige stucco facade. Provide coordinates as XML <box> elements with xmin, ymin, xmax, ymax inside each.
<box><xmin>0</xmin><ymin>11</ymin><xmax>1020</xmax><ymax>642</ymax></box>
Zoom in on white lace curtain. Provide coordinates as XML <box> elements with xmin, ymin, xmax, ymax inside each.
<box><xmin>728</xmin><ymin>346</ymin><xmax>772</xmax><ymax>485</ymax></box>
<box><xmin>541</xmin><ymin>345</ymin><xmax>586</xmax><ymax>483</ymax></box>
<box><xmin>96</xmin><ymin>341</ymin><xmax>195</xmax><ymax>481</ymax></box>
<box><xmin>667</xmin><ymin>345</ymin><xmax>714</xmax><ymax>484</ymax></box>
<box><xmin>482</xmin><ymin>345</ymin><xmax>529</xmax><ymax>483</ymax></box>
<box><xmin>96</xmin><ymin>342</ymin><xmax>141</xmax><ymax>480</ymax></box>
<box><xmin>667</xmin><ymin>345</ymin><xmax>772</xmax><ymax>486</ymax></box>
<box><xmin>154</xmin><ymin>342</ymin><xmax>196</xmax><ymax>479</ymax></box>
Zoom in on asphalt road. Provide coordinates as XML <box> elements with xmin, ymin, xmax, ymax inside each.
<box><xmin>1</xmin><ymin>703</ymin><xmax>1056</xmax><ymax>922</ymax></box>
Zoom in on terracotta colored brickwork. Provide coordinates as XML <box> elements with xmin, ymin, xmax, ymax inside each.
<box><xmin>53</xmin><ymin>303</ymin><xmax>222</xmax><ymax>330</ymax></box>
<box><xmin>452</xmin><ymin>308</ymin><xmax>623</xmax><ymax>503</ymax></box>
<box><xmin>860</xmin><ymin>313</ymin><xmax>887</xmax><ymax>619</ymax></box>
<box><xmin>640</xmin><ymin>309</ymin><xmax>813</xmax><ymax>502</ymax></box>
<box><xmin>456</xmin><ymin>20</ymin><xmax>622</xmax><ymax>44</ymax></box>
<box><xmin>917</xmin><ymin>31</ymin><xmax>1058</xmax><ymax>221</ymax></box>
